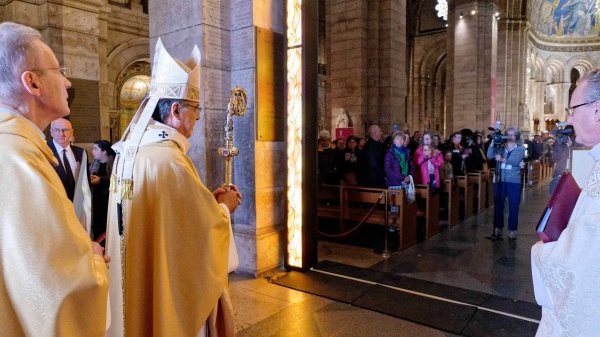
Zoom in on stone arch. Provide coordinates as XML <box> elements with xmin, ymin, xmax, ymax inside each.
<box><xmin>566</xmin><ymin>58</ymin><xmax>594</xmax><ymax>78</ymax></box>
<box><xmin>415</xmin><ymin>40</ymin><xmax>447</xmax><ymax>134</ymax></box>
<box><xmin>419</xmin><ymin>39</ymin><xmax>447</xmax><ymax>78</ymax></box>
<box><xmin>107</xmin><ymin>38</ymin><xmax>150</xmax><ymax>110</ymax></box>
<box><xmin>533</xmin><ymin>56</ymin><xmax>545</xmax><ymax>82</ymax></box>
<box><xmin>545</xmin><ymin>59</ymin><xmax>564</xmax><ymax>84</ymax></box>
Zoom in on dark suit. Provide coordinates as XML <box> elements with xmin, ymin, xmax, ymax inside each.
<box><xmin>359</xmin><ymin>137</ymin><xmax>386</xmax><ymax>188</ymax></box>
<box><xmin>47</xmin><ymin>141</ymin><xmax>86</xmax><ymax>201</ymax></box>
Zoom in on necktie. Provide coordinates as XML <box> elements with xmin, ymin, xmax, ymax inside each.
<box><xmin>62</xmin><ymin>149</ymin><xmax>76</xmax><ymax>199</ymax></box>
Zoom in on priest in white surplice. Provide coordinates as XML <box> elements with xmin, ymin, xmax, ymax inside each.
<box><xmin>105</xmin><ymin>39</ymin><xmax>240</xmax><ymax>337</ymax></box>
<box><xmin>532</xmin><ymin>69</ymin><xmax>600</xmax><ymax>336</ymax></box>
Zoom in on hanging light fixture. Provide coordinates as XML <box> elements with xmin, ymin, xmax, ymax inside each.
<box><xmin>435</xmin><ymin>0</ymin><xmax>448</xmax><ymax>21</ymax></box>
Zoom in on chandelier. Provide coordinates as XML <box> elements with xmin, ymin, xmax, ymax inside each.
<box><xmin>435</xmin><ymin>0</ymin><xmax>448</xmax><ymax>21</ymax></box>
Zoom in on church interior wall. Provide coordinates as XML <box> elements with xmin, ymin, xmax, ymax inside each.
<box><xmin>526</xmin><ymin>45</ymin><xmax>600</xmax><ymax>133</ymax></box>
<box><xmin>410</xmin><ymin>32</ymin><xmax>447</xmax><ymax>135</ymax></box>
<box><xmin>324</xmin><ymin>0</ymin><xmax>406</xmax><ymax>138</ymax></box>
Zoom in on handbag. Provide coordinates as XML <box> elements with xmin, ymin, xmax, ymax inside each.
<box><xmin>404</xmin><ymin>175</ymin><xmax>416</xmax><ymax>203</ymax></box>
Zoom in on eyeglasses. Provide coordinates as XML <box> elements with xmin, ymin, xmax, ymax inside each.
<box><xmin>182</xmin><ymin>102</ymin><xmax>200</xmax><ymax>111</ymax></box>
<box><xmin>31</xmin><ymin>66</ymin><xmax>70</xmax><ymax>78</ymax></box>
<box><xmin>51</xmin><ymin>128</ymin><xmax>73</xmax><ymax>134</ymax></box>
<box><xmin>566</xmin><ymin>99</ymin><xmax>599</xmax><ymax>116</ymax></box>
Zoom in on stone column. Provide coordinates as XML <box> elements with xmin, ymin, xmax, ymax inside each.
<box><xmin>98</xmin><ymin>5</ymin><xmax>110</xmax><ymax>139</ymax></box>
<box><xmin>533</xmin><ymin>81</ymin><xmax>546</xmax><ymax>132</ymax></box>
<box><xmin>326</xmin><ymin>0</ymin><xmax>369</xmax><ymax>135</ymax></box>
<box><xmin>447</xmin><ymin>0</ymin><xmax>498</xmax><ymax>133</ymax></box>
<box><xmin>232</xmin><ymin>0</ymin><xmax>286</xmax><ymax>275</ymax></box>
<box><xmin>560</xmin><ymin>82</ymin><xmax>571</xmax><ymax>121</ymax></box>
<box><xmin>376</xmin><ymin>0</ymin><xmax>406</xmax><ymax>132</ymax></box>
<box><xmin>496</xmin><ymin>3</ymin><xmax>527</xmax><ymax>130</ymax></box>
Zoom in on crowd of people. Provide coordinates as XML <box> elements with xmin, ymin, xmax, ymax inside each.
<box><xmin>318</xmin><ymin>125</ymin><xmax>492</xmax><ymax>190</ymax></box>
<box><xmin>318</xmin><ymin>124</ymin><xmax>564</xmax><ymax>190</ymax></box>
<box><xmin>317</xmin><ymin>122</ymin><xmax>572</xmax><ymax>240</ymax></box>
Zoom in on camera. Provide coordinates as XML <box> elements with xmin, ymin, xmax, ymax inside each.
<box><xmin>489</xmin><ymin>121</ymin><xmax>508</xmax><ymax>151</ymax></box>
<box><xmin>550</xmin><ymin>122</ymin><xmax>574</xmax><ymax>144</ymax></box>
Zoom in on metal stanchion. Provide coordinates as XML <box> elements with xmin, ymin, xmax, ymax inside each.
<box><xmin>382</xmin><ymin>191</ymin><xmax>391</xmax><ymax>259</ymax></box>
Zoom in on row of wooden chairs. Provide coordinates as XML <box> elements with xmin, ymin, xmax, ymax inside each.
<box><xmin>317</xmin><ymin>171</ymin><xmax>494</xmax><ymax>253</ymax></box>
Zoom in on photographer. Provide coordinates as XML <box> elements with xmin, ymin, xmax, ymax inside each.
<box><xmin>486</xmin><ymin>127</ymin><xmax>525</xmax><ymax>240</ymax></box>
<box><xmin>548</xmin><ymin>124</ymin><xmax>574</xmax><ymax>194</ymax></box>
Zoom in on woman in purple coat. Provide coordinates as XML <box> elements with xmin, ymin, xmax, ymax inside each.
<box><xmin>384</xmin><ymin>131</ymin><xmax>411</xmax><ymax>187</ymax></box>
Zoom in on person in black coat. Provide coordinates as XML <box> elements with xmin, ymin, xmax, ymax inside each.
<box><xmin>89</xmin><ymin>140</ymin><xmax>115</xmax><ymax>241</ymax></box>
<box><xmin>359</xmin><ymin>125</ymin><xmax>386</xmax><ymax>187</ymax></box>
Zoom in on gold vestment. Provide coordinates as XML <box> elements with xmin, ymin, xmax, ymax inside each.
<box><xmin>0</xmin><ymin>110</ymin><xmax>108</xmax><ymax>337</ymax></box>
<box><xmin>106</xmin><ymin>123</ymin><xmax>232</xmax><ymax>337</ymax></box>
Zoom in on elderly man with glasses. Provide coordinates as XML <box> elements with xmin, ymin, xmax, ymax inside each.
<box><xmin>105</xmin><ymin>39</ymin><xmax>241</xmax><ymax>337</ymax></box>
<box><xmin>532</xmin><ymin>69</ymin><xmax>600</xmax><ymax>336</ymax></box>
<box><xmin>0</xmin><ymin>22</ymin><xmax>108</xmax><ymax>336</ymax></box>
<box><xmin>48</xmin><ymin>118</ymin><xmax>88</xmax><ymax>201</ymax></box>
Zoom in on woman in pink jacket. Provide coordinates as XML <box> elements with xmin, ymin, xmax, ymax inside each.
<box><xmin>412</xmin><ymin>131</ymin><xmax>444</xmax><ymax>189</ymax></box>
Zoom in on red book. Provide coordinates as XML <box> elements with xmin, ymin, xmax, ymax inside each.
<box><xmin>536</xmin><ymin>172</ymin><xmax>581</xmax><ymax>243</ymax></box>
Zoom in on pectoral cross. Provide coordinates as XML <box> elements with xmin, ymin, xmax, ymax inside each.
<box><xmin>159</xmin><ymin>131</ymin><xmax>168</xmax><ymax>139</ymax></box>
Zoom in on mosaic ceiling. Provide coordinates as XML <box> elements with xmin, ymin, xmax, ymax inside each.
<box><xmin>530</xmin><ymin>0</ymin><xmax>600</xmax><ymax>38</ymax></box>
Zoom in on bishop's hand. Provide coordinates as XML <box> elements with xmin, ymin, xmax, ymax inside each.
<box><xmin>92</xmin><ymin>242</ymin><xmax>111</xmax><ymax>266</ymax></box>
<box><xmin>214</xmin><ymin>185</ymin><xmax>243</xmax><ymax>213</ymax></box>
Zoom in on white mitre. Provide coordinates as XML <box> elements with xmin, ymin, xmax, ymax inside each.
<box><xmin>111</xmin><ymin>38</ymin><xmax>201</xmax><ymax>200</ymax></box>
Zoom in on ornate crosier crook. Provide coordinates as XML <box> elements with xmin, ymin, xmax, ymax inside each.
<box><xmin>218</xmin><ymin>86</ymin><xmax>248</xmax><ymax>189</ymax></box>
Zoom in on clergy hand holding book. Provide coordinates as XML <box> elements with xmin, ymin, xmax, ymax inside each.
<box><xmin>535</xmin><ymin>172</ymin><xmax>581</xmax><ymax>242</ymax></box>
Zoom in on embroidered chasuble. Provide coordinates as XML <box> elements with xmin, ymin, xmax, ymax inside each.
<box><xmin>106</xmin><ymin>122</ymin><xmax>232</xmax><ymax>337</ymax></box>
<box><xmin>532</xmin><ymin>143</ymin><xmax>600</xmax><ymax>336</ymax></box>
<box><xmin>0</xmin><ymin>110</ymin><xmax>108</xmax><ymax>337</ymax></box>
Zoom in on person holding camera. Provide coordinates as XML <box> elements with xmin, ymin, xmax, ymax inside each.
<box><xmin>486</xmin><ymin>127</ymin><xmax>525</xmax><ymax>239</ymax></box>
<box><xmin>548</xmin><ymin>125</ymin><xmax>574</xmax><ymax>194</ymax></box>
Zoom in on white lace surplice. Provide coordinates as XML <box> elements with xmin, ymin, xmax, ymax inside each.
<box><xmin>531</xmin><ymin>144</ymin><xmax>600</xmax><ymax>337</ymax></box>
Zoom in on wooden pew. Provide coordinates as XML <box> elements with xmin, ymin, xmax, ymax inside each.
<box><xmin>467</xmin><ymin>172</ymin><xmax>487</xmax><ymax>213</ymax></box>
<box><xmin>415</xmin><ymin>184</ymin><xmax>440</xmax><ymax>238</ymax></box>
<box><xmin>388</xmin><ymin>188</ymin><xmax>418</xmax><ymax>249</ymax></box>
<box><xmin>456</xmin><ymin>176</ymin><xmax>474</xmax><ymax>220</ymax></box>
<box><xmin>441</xmin><ymin>179</ymin><xmax>460</xmax><ymax>226</ymax></box>
<box><xmin>317</xmin><ymin>185</ymin><xmax>418</xmax><ymax>250</ymax></box>
<box><xmin>525</xmin><ymin>160</ymin><xmax>541</xmax><ymax>187</ymax></box>
<box><xmin>483</xmin><ymin>171</ymin><xmax>494</xmax><ymax>208</ymax></box>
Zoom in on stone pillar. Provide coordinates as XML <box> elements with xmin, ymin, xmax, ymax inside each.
<box><xmin>367</xmin><ymin>0</ymin><xmax>379</xmax><ymax>134</ymax></box>
<box><xmin>376</xmin><ymin>0</ymin><xmax>406</xmax><ymax>131</ymax></box>
<box><xmin>150</xmin><ymin>0</ymin><xmax>284</xmax><ymax>276</ymax></box>
<box><xmin>447</xmin><ymin>0</ymin><xmax>498</xmax><ymax>133</ymax></box>
<box><xmin>496</xmin><ymin>4</ymin><xmax>527</xmax><ymax>130</ymax></box>
<box><xmin>232</xmin><ymin>0</ymin><xmax>286</xmax><ymax>275</ymax></box>
<box><xmin>560</xmin><ymin>82</ymin><xmax>571</xmax><ymax>121</ymax></box>
<box><xmin>533</xmin><ymin>81</ymin><xmax>545</xmax><ymax>132</ymax></box>
<box><xmin>98</xmin><ymin>5</ymin><xmax>110</xmax><ymax>139</ymax></box>
<box><xmin>326</xmin><ymin>0</ymin><xmax>369</xmax><ymax>135</ymax></box>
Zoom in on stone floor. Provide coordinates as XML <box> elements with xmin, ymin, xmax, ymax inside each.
<box><xmin>230</xmin><ymin>184</ymin><xmax>550</xmax><ymax>336</ymax></box>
